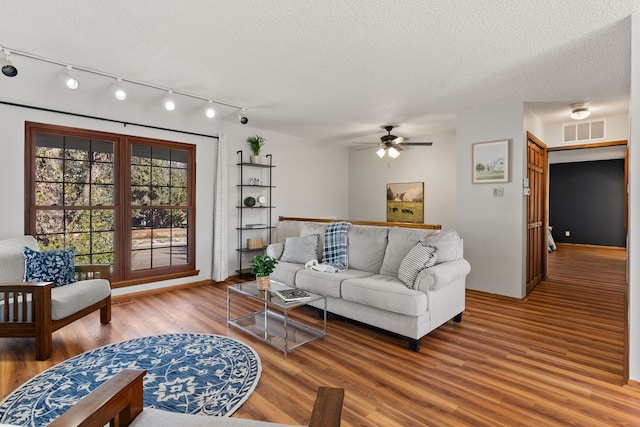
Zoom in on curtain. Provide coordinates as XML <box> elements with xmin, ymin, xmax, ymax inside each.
<box><xmin>212</xmin><ymin>134</ymin><xmax>228</xmax><ymax>281</ymax></box>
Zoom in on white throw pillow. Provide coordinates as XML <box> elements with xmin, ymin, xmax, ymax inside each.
<box><xmin>398</xmin><ymin>242</ymin><xmax>437</xmax><ymax>288</ymax></box>
<box><xmin>425</xmin><ymin>229</ymin><xmax>461</xmax><ymax>264</ymax></box>
<box><xmin>280</xmin><ymin>234</ymin><xmax>320</xmax><ymax>264</ymax></box>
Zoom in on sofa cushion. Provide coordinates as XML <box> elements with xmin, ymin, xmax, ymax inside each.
<box><xmin>270</xmin><ymin>261</ymin><xmax>304</xmax><ymax>287</ymax></box>
<box><xmin>24</xmin><ymin>246</ymin><xmax>76</xmax><ymax>286</ymax></box>
<box><xmin>398</xmin><ymin>242</ymin><xmax>437</xmax><ymax>288</ymax></box>
<box><xmin>280</xmin><ymin>234</ymin><xmax>319</xmax><ymax>264</ymax></box>
<box><xmin>341</xmin><ymin>275</ymin><xmax>428</xmax><ymax>316</ymax></box>
<box><xmin>301</xmin><ymin>222</ymin><xmax>327</xmax><ymax>261</ymax></box>
<box><xmin>51</xmin><ymin>278</ymin><xmax>111</xmax><ymax>320</ymax></box>
<box><xmin>425</xmin><ymin>229</ymin><xmax>462</xmax><ymax>263</ymax></box>
<box><xmin>347</xmin><ymin>226</ymin><xmax>388</xmax><ymax>273</ymax></box>
<box><xmin>380</xmin><ymin>227</ymin><xmax>436</xmax><ymax>277</ymax></box>
<box><xmin>0</xmin><ymin>236</ymin><xmax>39</xmax><ymax>283</ymax></box>
<box><xmin>296</xmin><ymin>268</ymin><xmax>373</xmax><ymax>298</ymax></box>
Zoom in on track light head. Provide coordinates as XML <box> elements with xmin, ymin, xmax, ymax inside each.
<box><xmin>60</xmin><ymin>65</ymin><xmax>79</xmax><ymax>89</ymax></box>
<box><xmin>0</xmin><ymin>50</ymin><xmax>18</xmax><ymax>77</ymax></box>
<box><xmin>164</xmin><ymin>91</ymin><xmax>176</xmax><ymax>111</ymax></box>
<box><xmin>204</xmin><ymin>101</ymin><xmax>216</xmax><ymax>119</ymax></box>
<box><xmin>239</xmin><ymin>109</ymin><xmax>248</xmax><ymax>125</ymax></box>
<box><xmin>111</xmin><ymin>78</ymin><xmax>127</xmax><ymax>101</ymax></box>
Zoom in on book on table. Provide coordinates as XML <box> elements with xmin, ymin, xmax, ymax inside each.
<box><xmin>274</xmin><ymin>288</ymin><xmax>312</xmax><ymax>302</ymax></box>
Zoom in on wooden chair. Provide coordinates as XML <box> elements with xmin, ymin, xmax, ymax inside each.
<box><xmin>0</xmin><ymin>260</ymin><xmax>111</xmax><ymax>360</ymax></box>
<box><xmin>50</xmin><ymin>369</ymin><xmax>345</xmax><ymax>427</ymax></box>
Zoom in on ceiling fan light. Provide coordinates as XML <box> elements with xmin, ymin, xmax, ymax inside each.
<box><xmin>388</xmin><ymin>147</ymin><xmax>400</xmax><ymax>158</ymax></box>
<box><xmin>376</xmin><ymin>147</ymin><xmax>386</xmax><ymax>158</ymax></box>
<box><xmin>570</xmin><ymin>107</ymin><xmax>590</xmax><ymax>120</ymax></box>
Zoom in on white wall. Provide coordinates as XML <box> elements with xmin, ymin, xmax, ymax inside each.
<box><xmin>348</xmin><ymin>130</ymin><xmax>457</xmax><ymax>229</ymax></box>
<box><xmin>544</xmin><ymin>113</ymin><xmax>629</xmax><ymax>148</ymax></box>
<box><xmin>628</xmin><ymin>11</ymin><xmax>639</xmax><ymax>382</ymax></box>
<box><xmin>456</xmin><ymin>103</ymin><xmax>527</xmax><ymax>298</ymax></box>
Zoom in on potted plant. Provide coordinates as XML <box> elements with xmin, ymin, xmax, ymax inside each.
<box><xmin>246</xmin><ymin>135</ymin><xmax>265</xmax><ymax>164</ymax></box>
<box><xmin>250</xmin><ymin>254</ymin><xmax>279</xmax><ymax>290</ymax></box>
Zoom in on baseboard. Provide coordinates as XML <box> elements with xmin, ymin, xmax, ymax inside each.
<box><xmin>555</xmin><ymin>242</ymin><xmax>626</xmax><ymax>251</ymax></box>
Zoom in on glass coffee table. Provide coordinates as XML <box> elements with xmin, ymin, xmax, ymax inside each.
<box><xmin>227</xmin><ymin>280</ymin><xmax>327</xmax><ymax>357</ymax></box>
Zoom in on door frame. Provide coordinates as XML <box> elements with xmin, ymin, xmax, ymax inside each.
<box><xmin>546</xmin><ymin>138</ymin><xmax>629</xmax><ymax>382</ymax></box>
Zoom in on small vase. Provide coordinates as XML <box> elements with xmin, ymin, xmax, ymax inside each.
<box><xmin>250</xmin><ymin>155</ymin><xmax>260</xmax><ymax>164</ymax></box>
<box><xmin>256</xmin><ymin>275</ymin><xmax>270</xmax><ymax>290</ymax></box>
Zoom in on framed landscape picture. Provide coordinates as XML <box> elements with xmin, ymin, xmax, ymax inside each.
<box><xmin>472</xmin><ymin>139</ymin><xmax>510</xmax><ymax>183</ymax></box>
<box><xmin>386</xmin><ymin>182</ymin><xmax>424</xmax><ymax>223</ymax></box>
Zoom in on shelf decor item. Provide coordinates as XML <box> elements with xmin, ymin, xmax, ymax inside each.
<box><xmin>246</xmin><ymin>135</ymin><xmax>265</xmax><ymax>164</ymax></box>
<box><xmin>247</xmin><ymin>237</ymin><xmax>263</xmax><ymax>249</ymax></box>
<box><xmin>250</xmin><ymin>254</ymin><xmax>279</xmax><ymax>290</ymax></box>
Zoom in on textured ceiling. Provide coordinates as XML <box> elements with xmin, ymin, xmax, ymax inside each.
<box><xmin>0</xmin><ymin>1</ymin><xmax>638</xmax><ymax>144</ymax></box>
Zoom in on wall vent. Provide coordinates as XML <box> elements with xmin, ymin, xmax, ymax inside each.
<box><xmin>562</xmin><ymin>119</ymin><xmax>606</xmax><ymax>143</ymax></box>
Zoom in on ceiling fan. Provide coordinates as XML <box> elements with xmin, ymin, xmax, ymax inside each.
<box><xmin>353</xmin><ymin>125</ymin><xmax>433</xmax><ymax>158</ymax></box>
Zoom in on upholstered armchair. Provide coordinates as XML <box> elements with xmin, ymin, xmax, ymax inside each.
<box><xmin>0</xmin><ymin>236</ymin><xmax>111</xmax><ymax>360</ymax></box>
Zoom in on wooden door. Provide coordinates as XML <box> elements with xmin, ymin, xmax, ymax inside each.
<box><xmin>526</xmin><ymin>132</ymin><xmax>547</xmax><ymax>294</ymax></box>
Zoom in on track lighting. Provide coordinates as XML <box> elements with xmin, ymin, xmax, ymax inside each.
<box><xmin>0</xmin><ymin>49</ymin><xmax>18</xmax><ymax>77</ymax></box>
<box><xmin>204</xmin><ymin>101</ymin><xmax>216</xmax><ymax>118</ymax></box>
<box><xmin>111</xmin><ymin>78</ymin><xmax>127</xmax><ymax>101</ymax></box>
<box><xmin>60</xmin><ymin>65</ymin><xmax>79</xmax><ymax>89</ymax></box>
<box><xmin>0</xmin><ymin>43</ymin><xmax>248</xmax><ymax>119</ymax></box>
<box><xmin>164</xmin><ymin>91</ymin><xmax>176</xmax><ymax>111</ymax></box>
<box><xmin>239</xmin><ymin>109</ymin><xmax>248</xmax><ymax>124</ymax></box>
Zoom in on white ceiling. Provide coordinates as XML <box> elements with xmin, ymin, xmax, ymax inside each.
<box><xmin>0</xmin><ymin>1</ymin><xmax>638</xmax><ymax>145</ymax></box>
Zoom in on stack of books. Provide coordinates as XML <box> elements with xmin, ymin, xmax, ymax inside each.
<box><xmin>274</xmin><ymin>288</ymin><xmax>312</xmax><ymax>302</ymax></box>
<box><xmin>245</xmin><ymin>223</ymin><xmax>267</xmax><ymax>229</ymax></box>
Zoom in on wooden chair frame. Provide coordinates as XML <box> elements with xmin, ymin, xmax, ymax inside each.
<box><xmin>0</xmin><ymin>264</ymin><xmax>111</xmax><ymax>360</ymax></box>
<box><xmin>50</xmin><ymin>369</ymin><xmax>345</xmax><ymax>427</ymax></box>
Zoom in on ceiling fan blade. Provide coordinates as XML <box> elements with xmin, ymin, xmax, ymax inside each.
<box><xmin>400</xmin><ymin>142</ymin><xmax>433</xmax><ymax>146</ymax></box>
<box><xmin>354</xmin><ymin>145</ymin><xmax>381</xmax><ymax>151</ymax></box>
<box><xmin>351</xmin><ymin>142</ymin><xmax>379</xmax><ymax>145</ymax></box>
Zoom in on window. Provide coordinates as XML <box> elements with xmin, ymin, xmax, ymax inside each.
<box><xmin>26</xmin><ymin>123</ymin><xmax>196</xmax><ymax>285</ymax></box>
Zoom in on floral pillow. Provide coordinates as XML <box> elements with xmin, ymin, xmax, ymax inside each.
<box><xmin>23</xmin><ymin>246</ymin><xmax>76</xmax><ymax>286</ymax></box>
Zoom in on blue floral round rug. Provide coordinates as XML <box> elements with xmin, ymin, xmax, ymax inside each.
<box><xmin>0</xmin><ymin>333</ymin><xmax>261</xmax><ymax>426</ymax></box>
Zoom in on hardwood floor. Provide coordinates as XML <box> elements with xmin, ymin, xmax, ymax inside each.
<box><xmin>2</xmin><ymin>244</ymin><xmax>639</xmax><ymax>426</ymax></box>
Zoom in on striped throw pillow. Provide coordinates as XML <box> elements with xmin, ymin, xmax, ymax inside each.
<box><xmin>398</xmin><ymin>242</ymin><xmax>437</xmax><ymax>288</ymax></box>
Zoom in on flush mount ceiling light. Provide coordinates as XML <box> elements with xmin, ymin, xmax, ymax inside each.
<box><xmin>111</xmin><ymin>78</ymin><xmax>127</xmax><ymax>101</ymax></box>
<box><xmin>0</xmin><ymin>49</ymin><xmax>18</xmax><ymax>77</ymax></box>
<box><xmin>163</xmin><ymin>91</ymin><xmax>176</xmax><ymax>111</ymax></box>
<box><xmin>570</xmin><ymin>104</ymin><xmax>590</xmax><ymax>120</ymax></box>
<box><xmin>204</xmin><ymin>101</ymin><xmax>216</xmax><ymax>118</ymax></box>
<box><xmin>60</xmin><ymin>65</ymin><xmax>79</xmax><ymax>89</ymax></box>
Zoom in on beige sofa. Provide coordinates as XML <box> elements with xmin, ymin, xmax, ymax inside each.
<box><xmin>266</xmin><ymin>220</ymin><xmax>470</xmax><ymax>350</ymax></box>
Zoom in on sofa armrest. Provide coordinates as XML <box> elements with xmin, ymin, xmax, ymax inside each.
<box><xmin>266</xmin><ymin>243</ymin><xmax>284</xmax><ymax>259</ymax></box>
<box><xmin>414</xmin><ymin>258</ymin><xmax>471</xmax><ymax>292</ymax></box>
